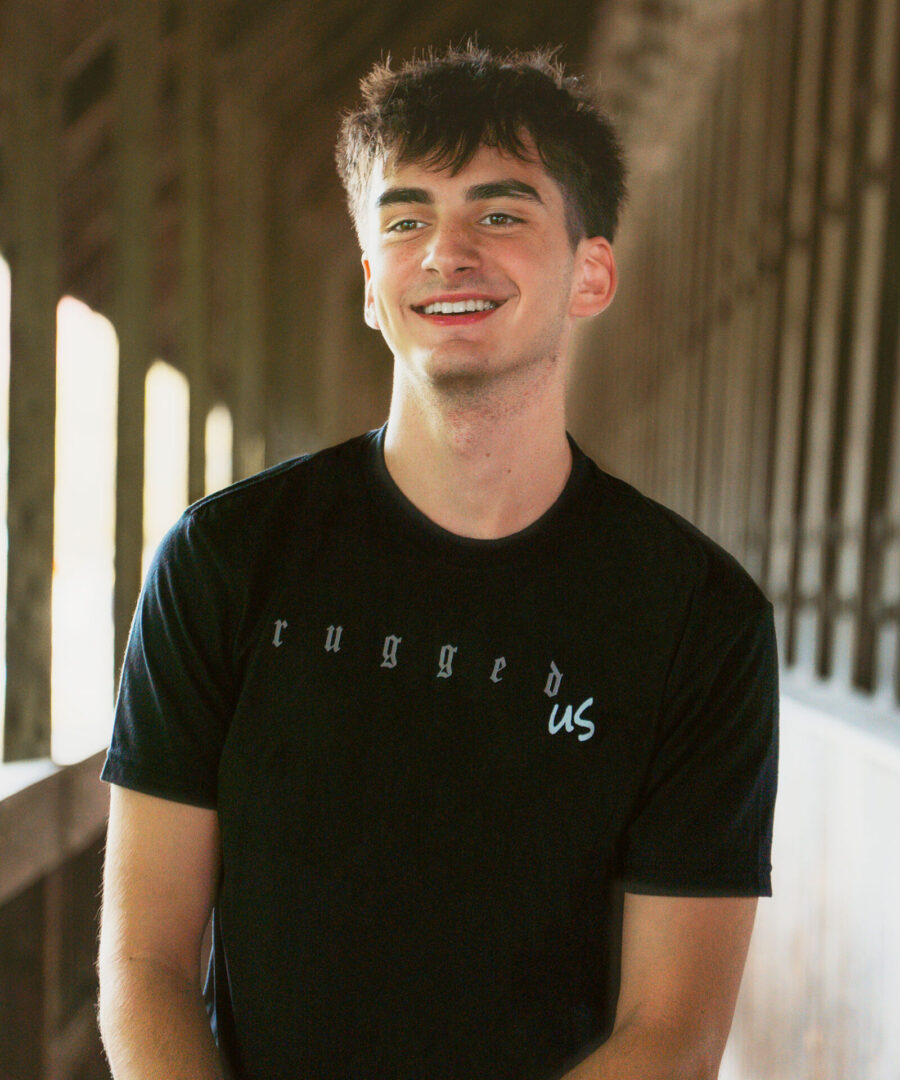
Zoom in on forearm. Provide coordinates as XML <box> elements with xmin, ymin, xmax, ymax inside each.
<box><xmin>98</xmin><ymin>956</ymin><xmax>226</xmax><ymax>1080</ymax></box>
<box><xmin>559</xmin><ymin>1017</ymin><xmax>719</xmax><ymax>1080</ymax></box>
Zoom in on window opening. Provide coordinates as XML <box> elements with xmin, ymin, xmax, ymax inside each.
<box><xmin>143</xmin><ymin>359</ymin><xmax>190</xmax><ymax>578</ymax></box>
<box><xmin>205</xmin><ymin>402</ymin><xmax>234</xmax><ymax>495</ymax></box>
<box><xmin>51</xmin><ymin>297</ymin><xmax>118</xmax><ymax>764</ymax></box>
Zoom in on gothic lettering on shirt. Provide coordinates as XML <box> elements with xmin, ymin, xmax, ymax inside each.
<box><xmin>287</xmin><ymin>623</ymin><xmax>596</xmax><ymax>740</ymax></box>
<box><xmin>437</xmin><ymin>644</ymin><xmax>458</xmax><ymax>679</ymax></box>
<box><xmin>544</xmin><ymin>661</ymin><xmax>563</xmax><ymax>699</ymax></box>
<box><xmin>381</xmin><ymin>634</ymin><xmax>402</xmax><ymax>669</ymax></box>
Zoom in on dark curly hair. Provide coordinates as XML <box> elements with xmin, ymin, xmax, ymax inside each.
<box><xmin>335</xmin><ymin>42</ymin><xmax>627</xmax><ymax>248</ymax></box>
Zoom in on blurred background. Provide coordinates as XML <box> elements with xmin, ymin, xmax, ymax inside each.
<box><xmin>0</xmin><ymin>0</ymin><xmax>897</xmax><ymax>1077</ymax></box>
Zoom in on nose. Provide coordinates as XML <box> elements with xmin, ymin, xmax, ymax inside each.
<box><xmin>420</xmin><ymin>220</ymin><xmax>480</xmax><ymax>277</ymax></box>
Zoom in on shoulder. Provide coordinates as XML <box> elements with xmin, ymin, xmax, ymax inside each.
<box><xmin>146</xmin><ymin>429</ymin><xmax>375</xmax><ymax>596</ymax></box>
<box><xmin>584</xmin><ymin>463</ymin><xmax>771</xmax><ymax>621</ymax></box>
<box><xmin>186</xmin><ymin>429</ymin><xmax>374</xmax><ymax>532</ymax></box>
<box><xmin>161</xmin><ymin>430</ymin><xmax>375</xmax><ymax>563</ymax></box>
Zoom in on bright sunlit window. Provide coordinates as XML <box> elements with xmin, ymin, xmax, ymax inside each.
<box><xmin>205</xmin><ymin>402</ymin><xmax>234</xmax><ymax>495</ymax></box>
<box><xmin>143</xmin><ymin>359</ymin><xmax>190</xmax><ymax>578</ymax></box>
<box><xmin>51</xmin><ymin>297</ymin><xmax>118</xmax><ymax>764</ymax></box>
<box><xmin>0</xmin><ymin>257</ymin><xmax>10</xmax><ymax>754</ymax></box>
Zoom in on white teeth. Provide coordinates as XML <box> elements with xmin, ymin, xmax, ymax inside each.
<box><xmin>422</xmin><ymin>299</ymin><xmax>499</xmax><ymax>315</ymax></box>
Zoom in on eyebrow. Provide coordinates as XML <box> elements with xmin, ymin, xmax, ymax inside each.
<box><xmin>375</xmin><ymin>178</ymin><xmax>544</xmax><ymax>210</ymax></box>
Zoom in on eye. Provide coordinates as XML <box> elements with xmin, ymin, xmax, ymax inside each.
<box><xmin>481</xmin><ymin>211</ymin><xmax>522</xmax><ymax>226</ymax></box>
<box><xmin>386</xmin><ymin>218</ymin><xmax>425</xmax><ymax>233</ymax></box>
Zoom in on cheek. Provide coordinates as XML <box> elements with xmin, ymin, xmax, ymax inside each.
<box><xmin>374</xmin><ymin>290</ymin><xmax>400</xmax><ymax>327</ymax></box>
<box><xmin>374</xmin><ymin>261</ymin><xmax>415</xmax><ymax>313</ymax></box>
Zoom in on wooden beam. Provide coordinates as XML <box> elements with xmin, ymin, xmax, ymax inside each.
<box><xmin>113</xmin><ymin>0</ymin><xmax>160</xmax><ymax>674</ymax></box>
<box><xmin>272</xmin><ymin>0</ymin><xmax>503</xmax><ymax>192</ymax></box>
<box><xmin>1</xmin><ymin>0</ymin><xmax>62</xmax><ymax>761</ymax></box>
<box><xmin>766</xmin><ymin>0</ymin><xmax>831</xmax><ymax>663</ymax></box>
<box><xmin>749</xmin><ymin>0</ymin><xmax>802</xmax><ymax>588</ymax></box>
<box><xmin>838</xmin><ymin>0</ymin><xmax>900</xmax><ymax>696</ymax></box>
<box><xmin>179</xmin><ymin>0</ymin><xmax>213</xmax><ymax>503</ymax></box>
<box><xmin>217</xmin><ymin>89</ymin><xmax>269</xmax><ymax>481</ymax></box>
<box><xmin>220</xmin><ymin>0</ymin><xmax>361</xmax><ymax>101</ymax></box>
<box><xmin>724</xmin><ymin>13</ymin><xmax>773</xmax><ymax>571</ymax></box>
<box><xmin>795</xmin><ymin>0</ymin><xmax>865</xmax><ymax>679</ymax></box>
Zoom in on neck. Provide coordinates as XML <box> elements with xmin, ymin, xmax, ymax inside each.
<box><xmin>383</xmin><ymin>365</ymin><xmax>572</xmax><ymax>540</ymax></box>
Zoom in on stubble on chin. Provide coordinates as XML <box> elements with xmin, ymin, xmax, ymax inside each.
<box><xmin>410</xmin><ymin>346</ymin><xmax>566</xmax><ymax>429</ymax></box>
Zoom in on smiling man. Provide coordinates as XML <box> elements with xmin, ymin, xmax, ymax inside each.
<box><xmin>360</xmin><ymin>136</ymin><xmax>613</xmax><ymax>540</ymax></box>
<box><xmin>98</xmin><ymin>44</ymin><xmax>778</xmax><ymax>1080</ymax></box>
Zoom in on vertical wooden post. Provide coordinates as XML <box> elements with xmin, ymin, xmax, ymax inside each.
<box><xmin>669</xmin><ymin>178</ymin><xmax>686</xmax><ymax>514</ymax></box>
<box><xmin>657</xmin><ymin>173</ymin><xmax>683</xmax><ymax>513</ymax></box>
<box><xmin>113</xmin><ymin>0</ymin><xmax>160</xmax><ymax>674</ymax></box>
<box><xmin>692</xmin><ymin>80</ymin><xmax>722</xmax><ymax>538</ymax></box>
<box><xmin>836</xmin><ymin>0</ymin><xmax>900</xmax><ymax>697</ymax></box>
<box><xmin>796</xmin><ymin>0</ymin><xmax>864</xmax><ymax>678</ymax></box>
<box><xmin>239</xmin><ymin>114</ymin><xmax>268</xmax><ymax>477</ymax></box>
<box><xmin>672</xmin><ymin>153</ymin><xmax>694</xmax><ymax>521</ymax></box>
<box><xmin>220</xmin><ymin>92</ymin><xmax>268</xmax><ymax>480</ymax></box>
<box><xmin>749</xmin><ymin>0</ymin><xmax>801</xmax><ymax>590</ymax></box>
<box><xmin>766</xmin><ymin>0</ymin><xmax>830</xmax><ymax>664</ymax></box>
<box><xmin>727</xmin><ymin>12</ymin><xmax>772</xmax><ymax>571</ymax></box>
<box><xmin>867</xmin><ymin>0</ymin><xmax>900</xmax><ymax>705</ymax></box>
<box><xmin>680</xmin><ymin>129</ymin><xmax>705</xmax><ymax>527</ymax></box>
<box><xmin>714</xmin><ymin>50</ymin><xmax>749</xmax><ymax>556</ymax></box>
<box><xmin>266</xmin><ymin>194</ymin><xmax>333</xmax><ymax>460</ymax></box>
<box><xmin>179</xmin><ymin>0</ymin><xmax>212</xmax><ymax>504</ymax></box>
<box><xmin>1</xmin><ymin>0</ymin><xmax>60</xmax><ymax>761</ymax></box>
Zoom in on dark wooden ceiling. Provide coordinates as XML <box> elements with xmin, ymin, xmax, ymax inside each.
<box><xmin>5</xmin><ymin>0</ymin><xmax>744</xmax><ymax>403</ymax></box>
<box><xmin>50</xmin><ymin>1</ymin><xmax>607</xmax><ymax>320</ymax></box>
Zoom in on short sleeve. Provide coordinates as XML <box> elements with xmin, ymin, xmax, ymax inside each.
<box><xmin>622</xmin><ymin>581</ymin><xmax>779</xmax><ymax>897</ymax></box>
<box><xmin>100</xmin><ymin>508</ymin><xmax>238</xmax><ymax>808</ymax></box>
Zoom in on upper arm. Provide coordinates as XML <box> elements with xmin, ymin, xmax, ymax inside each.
<box><xmin>99</xmin><ymin>785</ymin><xmax>222</xmax><ymax>985</ymax></box>
<box><xmin>614</xmin><ymin>892</ymin><xmax>758</xmax><ymax>1066</ymax></box>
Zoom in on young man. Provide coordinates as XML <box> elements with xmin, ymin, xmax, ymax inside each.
<box><xmin>98</xmin><ymin>44</ymin><xmax>778</xmax><ymax>1080</ymax></box>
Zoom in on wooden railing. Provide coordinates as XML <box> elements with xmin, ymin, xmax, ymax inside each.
<box><xmin>0</xmin><ymin>752</ymin><xmax>110</xmax><ymax>1080</ymax></box>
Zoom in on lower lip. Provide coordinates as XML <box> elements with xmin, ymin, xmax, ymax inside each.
<box><xmin>415</xmin><ymin>308</ymin><xmax>499</xmax><ymax>326</ymax></box>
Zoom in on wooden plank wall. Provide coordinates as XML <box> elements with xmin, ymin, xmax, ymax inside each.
<box><xmin>571</xmin><ymin>0</ymin><xmax>900</xmax><ymax>711</ymax></box>
<box><xmin>570</xmin><ymin>0</ymin><xmax>900</xmax><ymax>1075</ymax></box>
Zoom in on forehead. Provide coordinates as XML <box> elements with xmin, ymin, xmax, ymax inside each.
<box><xmin>365</xmin><ymin>141</ymin><xmax>565</xmax><ymax>214</ymax></box>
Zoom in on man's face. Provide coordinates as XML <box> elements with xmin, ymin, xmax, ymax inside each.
<box><xmin>359</xmin><ymin>141</ymin><xmax>590</xmax><ymax>394</ymax></box>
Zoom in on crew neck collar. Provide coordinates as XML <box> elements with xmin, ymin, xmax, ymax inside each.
<box><xmin>361</xmin><ymin>424</ymin><xmax>591</xmax><ymax>567</ymax></box>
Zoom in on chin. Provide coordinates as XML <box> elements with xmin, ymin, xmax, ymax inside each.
<box><xmin>420</xmin><ymin>351</ymin><xmax>497</xmax><ymax>387</ymax></box>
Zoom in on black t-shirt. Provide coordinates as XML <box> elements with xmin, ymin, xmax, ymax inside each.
<box><xmin>102</xmin><ymin>427</ymin><xmax>778</xmax><ymax>1080</ymax></box>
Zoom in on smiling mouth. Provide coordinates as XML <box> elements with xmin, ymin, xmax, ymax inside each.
<box><xmin>414</xmin><ymin>298</ymin><xmax>503</xmax><ymax>315</ymax></box>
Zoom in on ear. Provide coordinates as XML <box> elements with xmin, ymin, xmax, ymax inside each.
<box><xmin>362</xmin><ymin>254</ymin><xmax>379</xmax><ymax>330</ymax></box>
<box><xmin>569</xmin><ymin>237</ymin><xmax>617</xmax><ymax>319</ymax></box>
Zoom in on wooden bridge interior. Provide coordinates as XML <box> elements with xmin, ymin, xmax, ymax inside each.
<box><xmin>0</xmin><ymin>0</ymin><xmax>898</xmax><ymax>1077</ymax></box>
